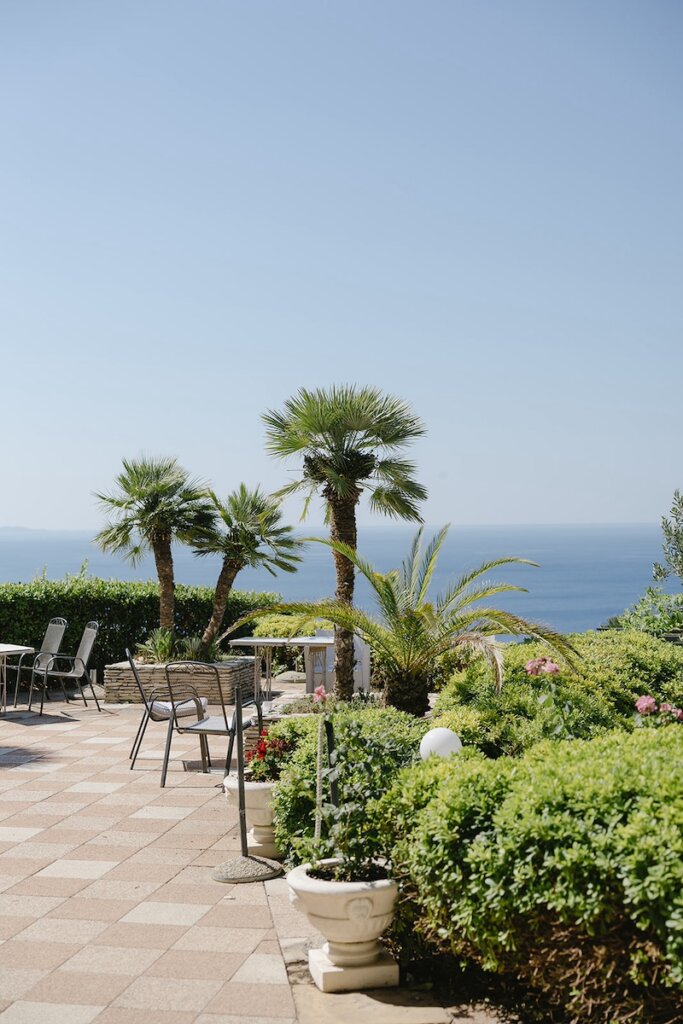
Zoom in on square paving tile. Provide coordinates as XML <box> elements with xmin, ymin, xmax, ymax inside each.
<box><xmin>21</xmin><ymin>972</ymin><xmax>131</xmax><ymax>1006</ymax></box>
<box><xmin>112</xmin><ymin>976</ymin><xmax>223</xmax><ymax>1012</ymax></box>
<box><xmin>144</xmin><ymin>949</ymin><xmax>246</xmax><ymax>982</ymax></box>
<box><xmin>37</xmin><ymin>860</ymin><xmax>119</xmax><ymax>880</ymax></box>
<box><xmin>0</xmin><ymin>1001</ymin><xmax>103</xmax><ymax>1023</ymax></box>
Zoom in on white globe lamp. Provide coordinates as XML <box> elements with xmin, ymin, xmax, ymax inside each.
<box><xmin>419</xmin><ymin>727</ymin><xmax>462</xmax><ymax>760</ymax></box>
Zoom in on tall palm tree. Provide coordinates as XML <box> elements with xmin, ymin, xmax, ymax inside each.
<box><xmin>94</xmin><ymin>456</ymin><xmax>213</xmax><ymax>631</ymax></box>
<box><xmin>192</xmin><ymin>485</ymin><xmax>302</xmax><ymax>650</ymax></box>
<box><xmin>262</xmin><ymin>385</ymin><xmax>427</xmax><ymax>699</ymax></box>
<box><xmin>228</xmin><ymin>526</ymin><xmax>574</xmax><ymax>715</ymax></box>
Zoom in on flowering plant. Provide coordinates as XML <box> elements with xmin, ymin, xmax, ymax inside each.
<box><xmin>634</xmin><ymin>694</ymin><xmax>683</xmax><ymax>726</ymax></box>
<box><xmin>525</xmin><ymin>656</ymin><xmax>561</xmax><ymax>676</ymax></box>
<box><xmin>245</xmin><ymin>729</ymin><xmax>296</xmax><ymax>782</ymax></box>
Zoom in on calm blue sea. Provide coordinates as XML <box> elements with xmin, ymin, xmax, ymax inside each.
<box><xmin>0</xmin><ymin>524</ymin><xmax>675</xmax><ymax>635</ymax></box>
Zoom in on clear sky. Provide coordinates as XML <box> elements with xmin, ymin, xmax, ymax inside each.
<box><xmin>2</xmin><ymin>1</ymin><xmax>681</xmax><ymax>530</ymax></box>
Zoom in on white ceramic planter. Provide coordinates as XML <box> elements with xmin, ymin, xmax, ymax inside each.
<box><xmin>223</xmin><ymin>776</ymin><xmax>281</xmax><ymax>861</ymax></box>
<box><xmin>287</xmin><ymin>858</ymin><xmax>399</xmax><ymax>992</ymax></box>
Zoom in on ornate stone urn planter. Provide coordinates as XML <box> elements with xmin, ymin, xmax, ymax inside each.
<box><xmin>223</xmin><ymin>775</ymin><xmax>281</xmax><ymax>860</ymax></box>
<box><xmin>287</xmin><ymin>858</ymin><xmax>399</xmax><ymax>992</ymax></box>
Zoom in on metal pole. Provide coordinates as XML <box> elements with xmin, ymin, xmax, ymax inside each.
<box><xmin>234</xmin><ymin>681</ymin><xmax>249</xmax><ymax>858</ymax></box>
<box><xmin>324</xmin><ymin>718</ymin><xmax>338</xmax><ymax>808</ymax></box>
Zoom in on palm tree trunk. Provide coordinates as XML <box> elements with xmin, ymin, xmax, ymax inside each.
<box><xmin>326</xmin><ymin>491</ymin><xmax>359</xmax><ymax>701</ymax></box>
<box><xmin>202</xmin><ymin>560</ymin><xmax>239</xmax><ymax>649</ymax></box>
<box><xmin>152</xmin><ymin>534</ymin><xmax>175</xmax><ymax>632</ymax></box>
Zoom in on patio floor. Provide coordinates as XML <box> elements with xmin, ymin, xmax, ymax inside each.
<box><xmin>0</xmin><ymin>698</ymin><xmax>302</xmax><ymax>1024</ymax></box>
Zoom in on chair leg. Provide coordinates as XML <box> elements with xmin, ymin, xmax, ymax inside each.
<box><xmin>130</xmin><ymin>712</ymin><xmax>148</xmax><ymax>759</ymax></box>
<box><xmin>160</xmin><ymin>718</ymin><xmax>175</xmax><ymax>788</ymax></box>
<box><xmin>197</xmin><ymin>735</ymin><xmax>208</xmax><ymax>774</ymax></box>
<box><xmin>225</xmin><ymin>727</ymin><xmax>236</xmax><ymax>774</ymax></box>
<box><xmin>87</xmin><ymin>673</ymin><xmax>102</xmax><ymax>712</ymax></box>
<box><xmin>130</xmin><ymin>712</ymin><xmax>151</xmax><ymax>768</ymax></box>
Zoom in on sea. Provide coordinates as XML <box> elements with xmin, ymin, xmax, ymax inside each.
<box><xmin>0</xmin><ymin>524</ymin><xmax>676</xmax><ymax>635</ymax></box>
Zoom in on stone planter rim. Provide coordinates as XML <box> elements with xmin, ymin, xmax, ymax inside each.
<box><xmin>287</xmin><ymin>858</ymin><xmax>396</xmax><ymax>898</ymax></box>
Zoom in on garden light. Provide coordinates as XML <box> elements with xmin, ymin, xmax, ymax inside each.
<box><xmin>419</xmin><ymin>727</ymin><xmax>462</xmax><ymax>760</ymax></box>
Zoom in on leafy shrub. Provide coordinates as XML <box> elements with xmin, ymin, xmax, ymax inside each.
<box><xmin>380</xmin><ymin>727</ymin><xmax>683</xmax><ymax>1023</ymax></box>
<box><xmin>272</xmin><ymin>704</ymin><xmax>427</xmax><ymax>863</ymax></box>
<box><xmin>618</xmin><ymin>586</ymin><xmax>683</xmax><ymax>636</ymax></box>
<box><xmin>251</xmin><ymin>612</ymin><xmax>331</xmax><ymax>672</ymax></box>
<box><xmin>245</xmin><ymin>716</ymin><xmax>315</xmax><ymax>781</ymax></box>
<box><xmin>0</xmin><ymin>574</ymin><xmax>279</xmax><ymax>678</ymax></box>
<box><xmin>432</xmin><ymin>630</ymin><xmax>683</xmax><ymax>757</ymax></box>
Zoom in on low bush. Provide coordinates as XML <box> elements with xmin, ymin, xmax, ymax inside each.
<box><xmin>272</xmin><ymin>704</ymin><xmax>427</xmax><ymax>863</ymax></box>
<box><xmin>380</xmin><ymin>726</ymin><xmax>683</xmax><ymax>1023</ymax></box>
<box><xmin>618</xmin><ymin>586</ymin><xmax>683</xmax><ymax>636</ymax></box>
<box><xmin>432</xmin><ymin>629</ymin><xmax>683</xmax><ymax>757</ymax></box>
<box><xmin>0</xmin><ymin>574</ymin><xmax>279</xmax><ymax>677</ymax></box>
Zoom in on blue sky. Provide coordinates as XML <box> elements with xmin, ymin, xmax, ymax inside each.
<box><xmin>2</xmin><ymin>1</ymin><xmax>682</xmax><ymax>529</ymax></box>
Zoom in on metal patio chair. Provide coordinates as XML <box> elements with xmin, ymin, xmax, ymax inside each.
<box><xmin>28</xmin><ymin>620</ymin><xmax>101</xmax><ymax>714</ymax></box>
<box><xmin>6</xmin><ymin>617</ymin><xmax>68</xmax><ymax>707</ymax></box>
<box><xmin>160</xmin><ymin>660</ymin><xmax>262</xmax><ymax>788</ymax></box>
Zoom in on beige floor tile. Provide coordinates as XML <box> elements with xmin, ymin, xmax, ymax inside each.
<box><xmin>22</xmin><ymin>971</ymin><xmax>132</xmax><ymax>1005</ymax></box>
<box><xmin>103</xmin><ymin>862</ymin><xmax>179</xmax><ymax>883</ymax></box>
<box><xmin>60</xmin><ymin>945</ymin><xmax>163</xmax><ymax>976</ymax></box>
<box><xmin>0</xmin><ymin>827</ymin><xmax>44</xmax><ymax>843</ymax></box>
<box><xmin>125</xmin><ymin>847</ymin><xmax>196</xmax><ymax>866</ymax></box>
<box><xmin>15</xmin><ymin>917</ymin><xmax>109</xmax><ymax>944</ymax></box>
<box><xmin>7</xmin><ymin>877</ymin><xmax>92</xmax><ymax>898</ymax></box>
<box><xmin>199</xmin><ymin>904</ymin><xmax>273</xmax><ymax>929</ymax></box>
<box><xmin>0</xmin><ymin>971</ymin><xmax>50</xmax><ymax>1002</ymax></box>
<box><xmin>37</xmin><ymin>860</ymin><xmax>119</xmax><ymax>880</ymax></box>
<box><xmin>146</xmin><ymin>882</ymin><xmax>225</xmax><ymax>905</ymax></box>
<box><xmin>76</xmin><ymin>879</ymin><xmax>163</xmax><ymax>901</ymax></box>
<box><xmin>0</xmin><ymin>940</ymin><xmax>82</xmax><ymax>970</ymax></box>
<box><xmin>91</xmin><ymin>922</ymin><xmax>189</xmax><ymax>949</ymax></box>
<box><xmin>113</xmin><ymin>976</ymin><xmax>222</xmax><ymax>1012</ymax></box>
<box><xmin>204</xmin><ymin>982</ymin><xmax>295</xmax><ymax>1018</ymax></box>
<box><xmin>65</xmin><ymin>782</ymin><xmax>124</xmax><ymax>793</ymax></box>
<box><xmin>172</xmin><ymin>926</ymin><xmax>267</xmax><ymax>954</ymax></box>
<box><xmin>129</xmin><ymin>806</ymin><xmax>192</xmax><ymax>821</ymax></box>
<box><xmin>220</xmin><ymin>885</ymin><xmax>269</xmax><ymax>906</ymax></box>
<box><xmin>6</xmin><ymin>843</ymin><xmax>79</xmax><ymax>861</ymax></box>
<box><xmin>86</xmin><ymin>832</ymin><xmax>154</xmax><ymax>849</ymax></box>
<box><xmin>121</xmin><ymin>900</ymin><xmax>210</xmax><ymax>926</ymax></box>
<box><xmin>45</xmin><ymin>898</ymin><xmax>137</xmax><ymax>922</ymax></box>
<box><xmin>144</xmin><ymin>949</ymin><xmax>246</xmax><ymax>982</ymax></box>
<box><xmin>0</xmin><ymin>894</ymin><xmax>66</xmax><ymax>918</ymax></box>
<box><xmin>255</xmin><ymin>939</ymin><xmax>284</xmax><ymax>956</ymax></box>
<box><xmin>231</xmin><ymin>953</ymin><xmax>288</xmax><ymax>985</ymax></box>
<box><xmin>0</xmin><ymin>1001</ymin><xmax>104</xmax><ymax>1023</ymax></box>
<box><xmin>91</xmin><ymin>1010</ymin><xmax>196</xmax><ymax>1024</ymax></box>
<box><xmin>195</xmin><ymin>1017</ymin><xmax>296</xmax><ymax>1024</ymax></box>
<box><xmin>171</xmin><ymin>866</ymin><xmax>226</xmax><ymax>886</ymax></box>
<box><xmin>0</xmin><ymin>857</ymin><xmax>52</xmax><ymax>878</ymax></box>
<box><xmin>0</xmin><ymin>917</ymin><xmax>36</xmax><ymax>940</ymax></box>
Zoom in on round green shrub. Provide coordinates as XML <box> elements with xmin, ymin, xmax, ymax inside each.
<box><xmin>381</xmin><ymin>726</ymin><xmax>683</xmax><ymax>1023</ymax></box>
<box><xmin>432</xmin><ymin>630</ymin><xmax>683</xmax><ymax>757</ymax></box>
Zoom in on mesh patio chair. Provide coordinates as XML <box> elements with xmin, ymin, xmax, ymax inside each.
<box><xmin>6</xmin><ymin>617</ymin><xmax>68</xmax><ymax>707</ymax></box>
<box><xmin>28</xmin><ymin>621</ymin><xmax>101</xmax><ymax>714</ymax></box>
<box><xmin>160</xmin><ymin>660</ymin><xmax>262</xmax><ymax>788</ymax></box>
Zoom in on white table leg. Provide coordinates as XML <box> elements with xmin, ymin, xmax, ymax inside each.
<box><xmin>0</xmin><ymin>655</ymin><xmax>6</xmax><ymax>715</ymax></box>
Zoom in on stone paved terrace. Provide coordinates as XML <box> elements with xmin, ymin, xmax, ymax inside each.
<box><xmin>0</xmin><ymin>696</ymin><xmax>502</xmax><ymax>1024</ymax></box>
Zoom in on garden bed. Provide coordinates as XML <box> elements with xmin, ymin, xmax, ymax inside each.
<box><xmin>103</xmin><ymin>656</ymin><xmax>257</xmax><ymax>703</ymax></box>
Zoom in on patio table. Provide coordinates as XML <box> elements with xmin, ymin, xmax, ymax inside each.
<box><xmin>229</xmin><ymin>636</ymin><xmax>334</xmax><ymax>700</ymax></box>
<box><xmin>0</xmin><ymin>643</ymin><xmax>34</xmax><ymax>714</ymax></box>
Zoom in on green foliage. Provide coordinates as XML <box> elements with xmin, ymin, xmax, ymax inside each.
<box><xmin>245</xmin><ymin>718</ymin><xmax>313</xmax><ymax>781</ymax></box>
<box><xmin>618</xmin><ymin>586</ymin><xmax>683</xmax><ymax>636</ymax></box>
<box><xmin>380</xmin><ymin>727</ymin><xmax>683</xmax><ymax>1023</ymax></box>
<box><xmin>251</xmin><ymin>612</ymin><xmax>331</xmax><ymax>672</ymax></box>
<box><xmin>234</xmin><ymin>526</ymin><xmax>572</xmax><ymax>716</ymax></box>
<box><xmin>433</xmin><ymin>630</ymin><xmax>683</xmax><ymax>757</ymax></box>
<box><xmin>654</xmin><ymin>489</ymin><xmax>683</xmax><ymax>583</ymax></box>
<box><xmin>0</xmin><ymin>574</ymin><xmax>279</xmax><ymax>677</ymax></box>
<box><xmin>136</xmin><ymin>628</ymin><xmax>176</xmax><ymax>664</ymax></box>
<box><xmin>272</xmin><ymin>705</ymin><xmax>427</xmax><ymax>865</ymax></box>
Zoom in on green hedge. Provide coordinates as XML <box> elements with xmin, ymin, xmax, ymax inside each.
<box><xmin>378</xmin><ymin>726</ymin><xmax>683</xmax><ymax>1023</ymax></box>
<box><xmin>0</xmin><ymin>576</ymin><xmax>279</xmax><ymax>678</ymax></box>
<box><xmin>432</xmin><ymin>630</ymin><xmax>683</xmax><ymax>757</ymax></box>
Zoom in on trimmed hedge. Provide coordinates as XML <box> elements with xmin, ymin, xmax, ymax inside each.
<box><xmin>432</xmin><ymin>630</ymin><xmax>683</xmax><ymax>757</ymax></box>
<box><xmin>0</xmin><ymin>576</ymin><xmax>279</xmax><ymax>678</ymax></box>
<box><xmin>378</xmin><ymin>727</ymin><xmax>683</xmax><ymax>1023</ymax></box>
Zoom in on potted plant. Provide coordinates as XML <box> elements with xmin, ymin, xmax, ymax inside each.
<box><xmin>287</xmin><ymin>717</ymin><xmax>400</xmax><ymax>993</ymax></box>
<box><xmin>223</xmin><ymin>723</ymin><xmax>301</xmax><ymax>860</ymax></box>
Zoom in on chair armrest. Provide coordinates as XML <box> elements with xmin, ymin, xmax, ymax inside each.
<box><xmin>41</xmin><ymin>654</ymin><xmax>87</xmax><ymax>676</ymax></box>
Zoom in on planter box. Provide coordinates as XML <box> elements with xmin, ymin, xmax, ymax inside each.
<box><xmin>104</xmin><ymin>657</ymin><xmax>257</xmax><ymax>704</ymax></box>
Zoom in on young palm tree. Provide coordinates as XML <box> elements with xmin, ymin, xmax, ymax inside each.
<box><xmin>228</xmin><ymin>526</ymin><xmax>574</xmax><ymax>715</ymax></box>
<box><xmin>192</xmin><ymin>485</ymin><xmax>302</xmax><ymax>651</ymax></box>
<box><xmin>94</xmin><ymin>456</ymin><xmax>213</xmax><ymax>631</ymax></box>
<box><xmin>262</xmin><ymin>385</ymin><xmax>427</xmax><ymax>699</ymax></box>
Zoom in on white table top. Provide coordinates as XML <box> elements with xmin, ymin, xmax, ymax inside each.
<box><xmin>0</xmin><ymin>644</ymin><xmax>34</xmax><ymax>656</ymax></box>
<box><xmin>229</xmin><ymin>636</ymin><xmax>334</xmax><ymax>648</ymax></box>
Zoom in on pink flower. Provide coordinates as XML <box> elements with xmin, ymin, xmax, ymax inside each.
<box><xmin>525</xmin><ymin>659</ymin><xmax>542</xmax><ymax>676</ymax></box>
<box><xmin>313</xmin><ymin>685</ymin><xmax>327</xmax><ymax>703</ymax></box>
<box><xmin>660</xmin><ymin>703</ymin><xmax>674</xmax><ymax>713</ymax></box>
<box><xmin>541</xmin><ymin>660</ymin><xmax>560</xmax><ymax>675</ymax></box>
<box><xmin>674</xmin><ymin>709</ymin><xmax>683</xmax><ymax>722</ymax></box>
<box><xmin>635</xmin><ymin>695</ymin><xmax>657</xmax><ymax>716</ymax></box>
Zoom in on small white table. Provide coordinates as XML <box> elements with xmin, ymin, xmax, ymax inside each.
<box><xmin>229</xmin><ymin>636</ymin><xmax>335</xmax><ymax>700</ymax></box>
<box><xmin>0</xmin><ymin>644</ymin><xmax>34</xmax><ymax>714</ymax></box>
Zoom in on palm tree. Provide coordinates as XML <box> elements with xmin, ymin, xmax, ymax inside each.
<box><xmin>94</xmin><ymin>456</ymin><xmax>214</xmax><ymax>631</ymax></box>
<box><xmin>262</xmin><ymin>385</ymin><xmax>427</xmax><ymax>699</ymax></box>
<box><xmin>228</xmin><ymin>526</ymin><xmax>574</xmax><ymax>715</ymax></box>
<box><xmin>192</xmin><ymin>485</ymin><xmax>302</xmax><ymax>651</ymax></box>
